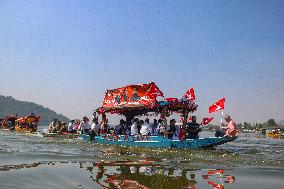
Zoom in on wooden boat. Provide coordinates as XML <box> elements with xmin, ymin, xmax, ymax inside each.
<box><xmin>0</xmin><ymin>115</ymin><xmax>17</xmax><ymax>130</ymax></box>
<box><xmin>42</xmin><ymin>131</ymin><xmax>79</xmax><ymax>138</ymax></box>
<box><xmin>15</xmin><ymin>115</ymin><xmax>40</xmax><ymax>133</ymax></box>
<box><xmin>83</xmin><ymin>82</ymin><xmax>237</xmax><ymax>149</ymax></box>
<box><xmin>81</xmin><ymin>134</ymin><xmax>237</xmax><ymax>149</ymax></box>
<box><xmin>266</xmin><ymin>131</ymin><xmax>284</xmax><ymax>139</ymax></box>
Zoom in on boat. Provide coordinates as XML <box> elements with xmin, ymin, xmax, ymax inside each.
<box><xmin>81</xmin><ymin>134</ymin><xmax>237</xmax><ymax>149</ymax></box>
<box><xmin>42</xmin><ymin>129</ymin><xmax>79</xmax><ymax>138</ymax></box>
<box><xmin>266</xmin><ymin>130</ymin><xmax>284</xmax><ymax>139</ymax></box>
<box><xmin>0</xmin><ymin>115</ymin><xmax>17</xmax><ymax>130</ymax></box>
<box><xmin>15</xmin><ymin>115</ymin><xmax>40</xmax><ymax>132</ymax></box>
<box><xmin>82</xmin><ymin>82</ymin><xmax>237</xmax><ymax>149</ymax></box>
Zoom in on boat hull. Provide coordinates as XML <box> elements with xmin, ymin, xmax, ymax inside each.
<box><xmin>42</xmin><ymin>132</ymin><xmax>78</xmax><ymax>138</ymax></box>
<box><xmin>15</xmin><ymin>126</ymin><xmax>37</xmax><ymax>133</ymax></box>
<box><xmin>80</xmin><ymin>135</ymin><xmax>237</xmax><ymax>149</ymax></box>
<box><xmin>266</xmin><ymin>133</ymin><xmax>284</xmax><ymax>139</ymax></box>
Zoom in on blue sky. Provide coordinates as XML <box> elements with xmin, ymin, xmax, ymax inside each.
<box><xmin>0</xmin><ymin>0</ymin><xmax>283</xmax><ymax>124</ymax></box>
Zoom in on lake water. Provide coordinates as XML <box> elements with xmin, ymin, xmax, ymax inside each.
<box><xmin>0</xmin><ymin>127</ymin><xmax>283</xmax><ymax>189</ymax></box>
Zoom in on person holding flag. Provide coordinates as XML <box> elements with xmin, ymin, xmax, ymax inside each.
<box><xmin>215</xmin><ymin>115</ymin><xmax>237</xmax><ymax>137</ymax></box>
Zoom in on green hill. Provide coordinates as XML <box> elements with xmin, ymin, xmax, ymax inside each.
<box><xmin>0</xmin><ymin>95</ymin><xmax>70</xmax><ymax>125</ymax></box>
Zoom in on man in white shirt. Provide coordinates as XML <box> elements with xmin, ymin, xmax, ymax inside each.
<box><xmin>79</xmin><ymin>116</ymin><xmax>90</xmax><ymax>134</ymax></box>
<box><xmin>140</xmin><ymin>118</ymin><xmax>151</xmax><ymax>136</ymax></box>
<box><xmin>130</xmin><ymin>118</ymin><xmax>138</xmax><ymax>136</ymax></box>
<box><xmin>67</xmin><ymin>120</ymin><xmax>76</xmax><ymax>133</ymax></box>
<box><xmin>91</xmin><ymin>118</ymin><xmax>100</xmax><ymax>136</ymax></box>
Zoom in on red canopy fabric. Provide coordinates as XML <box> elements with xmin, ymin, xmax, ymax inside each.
<box><xmin>102</xmin><ymin>82</ymin><xmax>164</xmax><ymax>109</ymax></box>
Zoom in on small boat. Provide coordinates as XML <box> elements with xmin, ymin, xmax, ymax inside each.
<box><xmin>0</xmin><ymin>115</ymin><xmax>17</xmax><ymax>130</ymax></box>
<box><xmin>84</xmin><ymin>82</ymin><xmax>237</xmax><ymax>149</ymax></box>
<box><xmin>42</xmin><ymin>130</ymin><xmax>79</xmax><ymax>138</ymax></box>
<box><xmin>266</xmin><ymin>130</ymin><xmax>284</xmax><ymax>139</ymax></box>
<box><xmin>81</xmin><ymin>134</ymin><xmax>237</xmax><ymax>149</ymax></box>
<box><xmin>15</xmin><ymin>115</ymin><xmax>40</xmax><ymax>133</ymax></box>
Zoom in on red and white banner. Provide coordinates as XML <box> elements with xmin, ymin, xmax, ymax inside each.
<box><xmin>184</xmin><ymin>88</ymin><xmax>195</xmax><ymax>102</ymax></box>
<box><xmin>202</xmin><ymin>117</ymin><xmax>214</xmax><ymax>125</ymax></box>
<box><xmin>209</xmin><ymin>98</ymin><xmax>225</xmax><ymax>113</ymax></box>
<box><xmin>102</xmin><ymin>82</ymin><xmax>164</xmax><ymax>108</ymax></box>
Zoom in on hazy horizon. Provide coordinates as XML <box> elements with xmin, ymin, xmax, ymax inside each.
<box><xmin>1</xmin><ymin>1</ymin><xmax>283</xmax><ymax>124</ymax></box>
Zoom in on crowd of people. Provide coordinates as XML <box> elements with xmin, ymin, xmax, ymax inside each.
<box><xmin>48</xmin><ymin>114</ymin><xmax>237</xmax><ymax>140</ymax></box>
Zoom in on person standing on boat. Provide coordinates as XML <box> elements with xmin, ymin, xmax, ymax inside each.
<box><xmin>216</xmin><ymin>115</ymin><xmax>237</xmax><ymax>137</ymax></box>
<box><xmin>48</xmin><ymin>119</ymin><xmax>57</xmax><ymax>133</ymax></box>
<box><xmin>140</xmin><ymin>118</ymin><xmax>151</xmax><ymax>136</ymax></box>
<box><xmin>79</xmin><ymin>116</ymin><xmax>91</xmax><ymax>134</ymax></box>
<box><xmin>151</xmin><ymin>119</ymin><xmax>158</xmax><ymax>135</ymax></box>
<box><xmin>130</xmin><ymin>118</ymin><xmax>138</xmax><ymax>136</ymax></box>
<box><xmin>185</xmin><ymin>116</ymin><xmax>201</xmax><ymax>139</ymax></box>
<box><xmin>167</xmin><ymin>119</ymin><xmax>177</xmax><ymax>139</ymax></box>
<box><xmin>115</xmin><ymin>119</ymin><xmax>125</xmax><ymax>135</ymax></box>
<box><xmin>157</xmin><ymin>119</ymin><xmax>165</xmax><ymax>136</ymax></box>
<box><xmin>67</xmin><ymin>120</ymin><xmax>76</xmax><ymax>133</ymax></box>
<box><xmin>91</xmin><ymin>118</ymin><xmax>100</xmax><ymax>136</ymax></box>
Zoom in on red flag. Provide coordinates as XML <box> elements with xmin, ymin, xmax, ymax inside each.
<box><xmin>188</xmin><ymin>116</ymin><xmax>192</xmax><ymax>121</ymax></box>
<box><xmin>202</xmin><ymin>117</ymin><xmax>214</xmax><ymax>125</ymax></box>
<box><xmin>209</xmin><ymin>98</ymin><xmax>225</xmax><ymax>113</ymax></box>
<box><xmin>184</xmin><ymin>88</ymin><xmax>195</xmax><ymax>102</ymax></box>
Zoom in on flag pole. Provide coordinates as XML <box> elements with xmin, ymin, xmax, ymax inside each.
<box><xmin>220</xmin><ymin>111</ymin><xmax>224</xmax><ymax>126</ymax></box>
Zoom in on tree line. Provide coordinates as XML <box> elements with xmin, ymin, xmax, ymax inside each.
<box><xmin>205</xmin><ymin>119</ymin><xmax>278</xmax><ymax>131</ymax></box>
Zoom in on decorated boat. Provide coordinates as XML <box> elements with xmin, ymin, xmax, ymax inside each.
<box><xmin>82</xmin><ymin>82</ymin><xmax>237</xmax><ymax>149</ymax></box>
<box><xmin>266</xmin><ymin>130</ymin><xmax>284</xmax><ymax>139</ymax></box>
<box><xmin>15</xmin><ymin>114</ymin><xmax>40</xmax><ymax>132</ymax></box>
<box><xmin>0</xmin><ymin>115</ymin><xmax>17</xmax><ymax>130</ymax></box>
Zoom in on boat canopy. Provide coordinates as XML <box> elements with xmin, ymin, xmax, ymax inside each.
<box><xmin>16</xmin><ymin>116</ymin><xmax>40</xmax><ymax>124</ymax></box>
<box><xmin>5</xmin><ymin>115</ymin><xmax>17</xmax><ymax>122</ymax></box>
<box><xmin>96</xmin><ymin>82</ymin><xmax>197</xmax><ymax>117</ymax></box>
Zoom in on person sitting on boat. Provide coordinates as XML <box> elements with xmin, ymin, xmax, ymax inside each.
<box><xmin>67</xmin><ymin>120</ymin><xmax>76</xmax><ymax>133</ymax></box>
<box><xmin>7</xmin><ymin>120</ymin><xmax>14</xmax><ymax>129</ymax></box>
<box><xmin>115</xmin><ymin>119</ymin><xmax>125</xmax><ymax>135</ymax></box>
<box><xmin>137</xmin><ymin>119</ymin><xmax>143</xmax><ymax>134</ymax></box>
<box><xmin>140</xmin><ymin>118</ymin><xmax>151</xmax><ymax>136</ymax></box>
<box><xmin>156</xmin><ymin>119</ymin><xmax>165</xmax><ymax>135</ymax></box>
<box><xmin>151</xmin><ymin>119</ymin><xmax>158</xmax><ymax>135</ymax></box>
<box><xmin>130</xmin><ymin>118</ymin><xmax>139</xmax><ymax>136</ymax></box>
<box><xmin>57</xmin><ymin>121</ymin><xmax>67</xmax><ymax>133</ymax></box>
<box><xmin>48</xmin><ymin>119</ymin><xmax>58</xmax><ymax>133</ymax></box>
<box><xmin>91</xmin><ymin>118</ymin><xmax>100</xmax><ymax>136</ymax></box>
<box><xmin>185</xmin><ymin>116</ymin><xmax>201</xmax><ymax>139</ymax></box>
<box><xmin>79</xmin><ymin>116</ymin><xmax>91</xmax><ymax>134</ymax></box>
<box><xmin>167</xmin><ymin>119</ymin><xmax>177</xmax><ymax>140</ymax></box>
<box><xmin>124</xmin><ymin>120</ymin><xmax>131</xmax><ymax>135</ymax></box>
<box><xmin>100</xmin><ymin>119</ymin><xmax>109</xmax><ymax>134</ymax></box>
<box><xmin>109</xmin><ymin>127</ymin><xmax>116</xmax><ymax>139</ymax></box>
<box><xmin>215</xmin><ymin>115</ymin><xmax>237</xmax><ymax>137</ymax></box>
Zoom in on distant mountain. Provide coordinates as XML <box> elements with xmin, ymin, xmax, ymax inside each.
<box><xmin>0</xmin><ymin>95</ymin><xmax>70</xmax><ymax>125</ymax></box>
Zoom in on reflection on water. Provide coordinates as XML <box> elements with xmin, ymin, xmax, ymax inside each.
<box><xmin>0</xmin><ymin>129</ymin><xmax>284</xmax><ymax>189</ymax></box>
<box><xmin>0</xmin><ymin>161</ymin><xmax>236</xmax><ymax>189</ymax></box>
<box><xmin>87</xmin><ymin>161</ymin><xmax>236</xmax><ymax>189</ymax></box>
